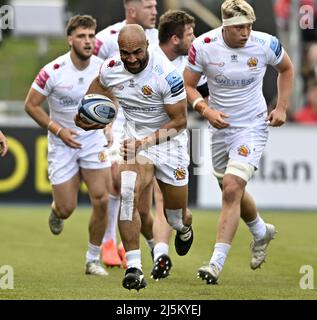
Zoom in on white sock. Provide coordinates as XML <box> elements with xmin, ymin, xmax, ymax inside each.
<box><xmin>246</xmin><ymin>213</ymin><xmax>266</xmax><ymax>241</ymax></box>
<box><xmin>153</xmin><ymin>242</ymin><xmax>169</xmax><ymax>262</ymax></box>
<box><xmin>102</xmin><ymin>194</ymin><xmax>120</xmax><ymax>244</ymax></box>
<box><xmin>86</xmin><ymin>242</ymin><xmax>101</xmax><ymax>263</ymax></box>
<box><xmin>126</xmin><ymin>249</ymin><xmax>142</xmax><ymax>270</ymax></box>
<box><xmin>146</xmin><ymin>238</ymin><xmax>155</xmax><ymax>251</ymax></box>
<box><xmin>210</xmin><ymin>243</ymin><xmax>231</xmax><ymax>271</ymax></box>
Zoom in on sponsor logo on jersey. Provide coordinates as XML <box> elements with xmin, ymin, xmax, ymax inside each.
<box><xmin>203</xmin><ymin>37</ymin><xmax>217</xmax><ymax>44</ymax></box>
<box><xmin>128</xmin><ymin>79</ymin><xmax>135</xmax><ymax>87</ymax></box>
<box><xmin>165</xmin><ymin>70</ymin><xmax>184</xmax><ymax>97</ymax></box>
<box><xmin>107</xmin><ymin>59</ymin><xmax>121</xmax><ymax>68</ymax></box>
<box><xmin>173</xmin><ymin>167</ymin><xmax>186</xmax><ymax>180</ymax></box>
<box><xmin>231</xmin><ymin>55</ymin><xmax>238</xmax><ymax>62</ymax></box>
<box><xmin>98</xmin><ymin>151</ymin><xmax>106</xmax><ymax>162</ymax></box>
<box><xmin>78</xmin><ymin>77</ymin><xmax>84</xmax><ymax>84</ymax></box>
<box><xmin>270</xmin><ymin>36</ymin><xmax>282</xmax><ymax>58</ymax></box>
<box><xmin>35</xmin><ymin>68</ymin><xmax>50</xmax><ymax>89</ymax></box>
<box><xmin>141</xmin><ymin>85</ymin><xmax>153</xmax><ymax>97</ymax></box>
<box><xmin>209</xmin><ymin>61</ymin><xmax>225</xmax><ymax>67</ymax></box>
<box><xmin>56</xmin><ymin>85</ymin><xmax>73</xmax><ymax>90</ymax></box>
<box><xmin>237</xmin><ymin>145</ymin><xmax>250</xmax><ymax>157</ymax></box>
<box><xmin>215</xmin><ymin>74</ymin><xmax>256</xmax><ymax>87</ymax></box>
<box><xmin>250</xmin><ymin>35</ymin><xmax>266</xmax><ymax>46</ymax></box>
<box><xmin>115</xmin><ymin>84</ymin><xmax>125</xmax><ymax>91</ymax></box>
<box><xmin>59</xmin><ymin>96</ymin><xmax>76</xmax><ymax>106</ymax></box>
<box><xmin>247</xmin><ymin>57</ymin><xmax>258</xmax><ymax>68</ymax></box>
<box><xmin>153</xmin><ymin>64</ymin><xmax>164</xmax><ymax>75</ymax></box>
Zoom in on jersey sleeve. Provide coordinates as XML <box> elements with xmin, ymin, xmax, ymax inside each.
<box><xmin>162</xmin><ymin>69</ymin><xmax>186</xmax><ymax>104</ymax></box>
<box><xmin>187</xmin><ymin>39</ymin><xmax>204</xmax><ymax>74</ymax></box>
<box><xmin>267</xmin><ymin>35</ymin><xmax>285</xmax><ymax>66</ymax></box>
<box><xmin>31</xmin><ymin>66</ymin><xmax>53</xmax><ymax>96</ymax></box>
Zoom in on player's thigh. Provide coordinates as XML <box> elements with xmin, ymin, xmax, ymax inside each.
<box><xmin>153</xmin><ymin>177</ymin><xmax>164</xmax><ymax>214</ymax></box>
<box><xmin>52</xmin><ymin>172</ymin><xmax>81</xmax><ymax>209</ymax></box>
<box><xmin>228</xmin><ymin>123</ymin><xmax>268</xmax><ymax>170</ymax></box>
<box><xmin>157</xmin><ymin>180</ymin><xmax>188</xmax><ymax>209</ymax></box>
<box><xmin>110</xmin><ymin>161</ymin><xmax>120</xmax><ymax>195</ymax></box>
<box><xmin>81</xmin><ymin>167</ymin><xmax>112</xmax><ymax>199</ymax></box>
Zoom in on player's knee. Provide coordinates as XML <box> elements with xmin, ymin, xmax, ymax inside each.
<box><xmin>91</xmin><ymin>192</ymin><xmax>109</xmax><ymax>211</ymax></box>
<box><xmin>222</xmin><ymin>183</ymin><xmax>242</xmax><ymax>204</ymax></box>
<box><xmin>54</xmin><ymin>202</ymin><xmax>75</xmax><ymax>219</ymax></box>
<box><xmin>225</xmin><ymin>159</ymin><xmax>254</xmax><ymax>182</ymax></box>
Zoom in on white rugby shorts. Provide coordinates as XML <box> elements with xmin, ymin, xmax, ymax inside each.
<box><xmin>48</xmin><ymin>130</ymin><xmax>111</xmax><ymax>185</ymax></box>
<box><xmin>210</xmin><ymin>118</ymin><xmax>269</xmax><ymax>176</ymax></box>
<box><xmin>138</xmin><ymin>131</ymin><xmax>190</xmax><ymax>187</ymax></box>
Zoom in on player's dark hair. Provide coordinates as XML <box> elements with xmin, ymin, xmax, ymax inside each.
<box><xmin>158</xmin><ymin>10</ymin><xmax>195</xmax><ymax>44</ymax></box>
<box><xmin>66</xmin><ymin>15</ymin><xmax>97</xmax><ymax>36</ymax></box>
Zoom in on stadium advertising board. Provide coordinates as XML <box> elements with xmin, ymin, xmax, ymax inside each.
<box><xmin>197</xmin><ymin>125</ymin><xmax>317</xmax><ymax>210</ymax></box>
<box><xmin>0</xmin><ymin>125</ymin><xmax>316</xmax><ymax>209</ymax></box>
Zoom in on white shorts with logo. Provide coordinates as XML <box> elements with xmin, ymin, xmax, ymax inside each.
<box><xmin>138</xmin><ymin>131</ymin><xmax>190</xmax><ymax>187</ymax></box>
<box><xmin>48</xmin><ymin>130</ymin><xmax>111</xmax><ymax>185</ymax></box>
<box><xmin>210</xmin><ymin>119</ymin><xmax>269</xmax><ymax>176</ymax></box>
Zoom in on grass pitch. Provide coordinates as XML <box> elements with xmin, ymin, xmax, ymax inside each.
<box><xmin>0</xmin><ymin>205</ymin><xmax>316</xmax><ymax>300</ymax></box>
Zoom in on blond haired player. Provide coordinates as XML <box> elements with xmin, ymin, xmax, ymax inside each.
<box><xmin>184</xmin><ymin>0</ymin><xmax>294</xmax><ymax>284</ymax></box>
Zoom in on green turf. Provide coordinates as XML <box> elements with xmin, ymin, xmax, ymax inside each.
<box><xmin>0</xmin><ymin>205</ymin><xmax>316</xmax><ymax>300</ymax></box>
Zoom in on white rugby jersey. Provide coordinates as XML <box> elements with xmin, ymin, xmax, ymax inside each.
<box><xmin>99</xmin><ymin>46</ymin><xmax>186</xmax><ymax>140</ymax></box>
<box><xmin>153</xmin><ymin>44</ymin><xmax>207</xmax><ymax>87</ymax></box>
<box><xmin>94</xmin><ymin>20</ymin><xmax>159</xmax><ymax>60</ymax></box>
<box><xmin>94</xmin><ymin>21</ymin><xmax>159</xmax><ymax>137</ymax></box>
<box><xmin>187</xmin><ymin>27</ymin><xmax>285</xmax><ymax>127</ymax></box>
<box><xmin>32</xmin><ymin>52</ymin><xmax>104</xmax><ymax>141</ymax></box>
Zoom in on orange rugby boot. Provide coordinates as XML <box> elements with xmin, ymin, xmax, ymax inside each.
<box><xmin>117</xmin><ymin>242</ymin><xmax>127</xmax><ymax>269</ymax></box>
<box><xmin>101</xmin><ymin>239</ymin><xmax>122</xmax><ymax>267</ymax></box>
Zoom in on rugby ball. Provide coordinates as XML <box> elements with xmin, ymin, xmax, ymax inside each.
<box><xmin>78</xmin><ymin>94</ymin><xmax>117</xmax><ymax>125</ymax></box>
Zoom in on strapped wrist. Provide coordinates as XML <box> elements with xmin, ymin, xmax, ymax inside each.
<box><xmin>192</xmin><ymin>97</ymin><xmax>204</xmax><ymax>109</ymax></box>
<box><xmin>56</xmin><ymin>127</ymin><xmax>63</xmax><ymax>137</ymax></box>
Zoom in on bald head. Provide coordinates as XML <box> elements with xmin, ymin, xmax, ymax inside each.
<box><xmin>118</xmin><ymin>24</ymin><xmax>147</xmax><ymax>46</ymax></box>
<box><xmin>118</xmin><ymin>24</ymin><xmax>149</xmax><ymax>74</ymax></box>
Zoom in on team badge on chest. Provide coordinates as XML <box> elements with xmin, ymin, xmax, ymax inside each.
<box><xmin>141</xmin><ymin>85</ymin><xmax>153</xmax><ymax>97</ymax></box>
<box><xmin>247</xmin><ymin>57</ymin><xmax>258</xmax><ymax>68</ymax></box>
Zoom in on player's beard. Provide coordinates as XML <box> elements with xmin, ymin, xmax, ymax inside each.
<box><xmin>175</xmin><ymin>42</ymin><xmax>190</xmax><ymax>56</ymax></box>
<box><xmin>73</xmin><ymin>45</ymin><xmax>92</xmax><ymax>61</ymax></box>
<box><xmin>124</xmin><ymin>51</ymin><xmax>149</xmax><ymax>74</ymax></box>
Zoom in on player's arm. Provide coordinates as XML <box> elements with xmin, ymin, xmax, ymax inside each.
<box><xmin>74</xmin><ymin>76</ymin><xmax>118</xmax><ymax>131</ymax></box>
<box><xmin>267</xmin><ymin>52</ymin><xmax>294</xmax><ymax>127</ymax></box>
<box><xmin>184</xmin><ymin>68</ymin><xmax>229</xmax><ymax>129</ymax></box>
<box><xmin>121</xmin><ymin>98</ymin><xmax>188</xmax><ymax>160</ymax></box>
<box><xmin>143</xmin><ymin>98</ymin><xmax>187</xmax><ymax>147</ymax></box>
<box><xmin>25</xmin><ymin>88</ymin><xmax>81</xmax><ymax>148</ymax></box>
